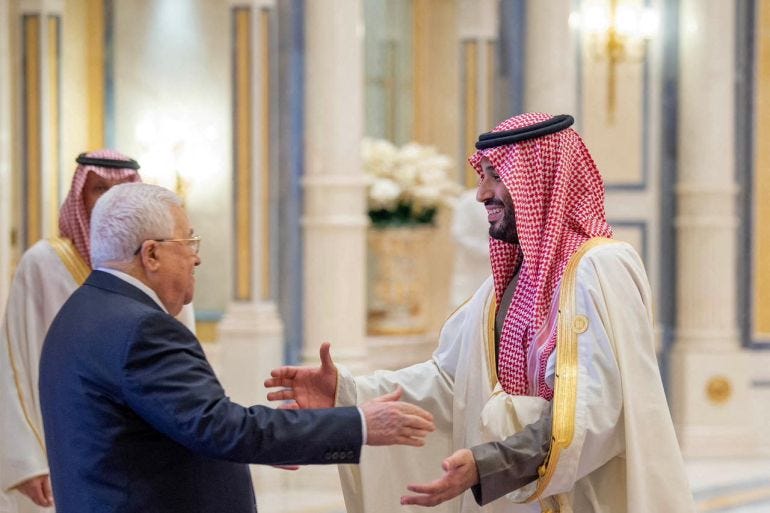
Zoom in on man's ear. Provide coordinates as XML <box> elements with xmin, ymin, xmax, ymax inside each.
<box><xmin>139</xmin><ymin>242</ymin><xmax>161</xmax><ymax>272</ymax></box>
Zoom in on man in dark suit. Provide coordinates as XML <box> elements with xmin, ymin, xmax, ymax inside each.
<box><xmin>39</xmin><ymin>182</ymin><xmax>434</xmax><ymax>513</ymax></box>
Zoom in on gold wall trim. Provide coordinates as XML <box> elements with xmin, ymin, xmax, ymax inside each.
<box><xmin>410</xmin><ymin>0</ymin><xmax>458</xmax><ymax>158</ymax></box>
<box><xmin>85</xmin><ymin>0</ymin><xmax>105</xmax><ymax>149</ymax></box>
<box><xmin>234</xmin><ymin>8</ymin><xmax>252</xmax><ymax>301</ymax></box>
<box><xmin>463</xmin><ymin>40</ymin><xmax>478</xmax><ymax>188</ymax></box>
<box><xmin>48</xmin><ymin>15</ymin><xmax>61</xmax><ymax>232</ymax></box>
<box><xmin>705</xmin><ymin>375</ymin><xmax>732</xmax><ymax>405</ymax></box>
<box><xmin>754</xmin><ymin>0</ymin><xmax>770</xmax><ymax>337</ymax></box>
<box><xmin>411</xmin><ymin>0</ymin><xmax>427</xmax><ymax>141</ymax></box>
<box><xmin>196</xmin><ymin>321</ymin><xmax>219</xmax><ymax>344</ymax></box>
<box><xmin>486</xmin><ymin>40</ymin><xmax>496</xmax><ymax>128</ymax></box>
<box><xmin>23</xmin><ymin>15</ymin><xmax>42</xmax><ymax>249</ymax></box>
<box><xmin>259</xmin><ymin>8</ymin><xmax>270</xmax><ymax>301</ymax></box>
<box><xmin>527</xmin><ymin>237</ymin><xmax>616</xmax><ymax>501</ymax></box>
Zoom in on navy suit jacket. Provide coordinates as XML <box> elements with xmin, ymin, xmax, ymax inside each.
<box><xmin>39</xmin><ymin>271</ymin><xmax>362</xmax><ymax>513</ymax></box>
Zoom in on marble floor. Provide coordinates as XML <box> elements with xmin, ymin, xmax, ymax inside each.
<box><xmin>689</xmin><ymin>457</ymin><xmax>770</xmax><ymax>513</ymax></box>
<box><xmin>253</xmin><ymin>457</ymin><xmax>770</xmax><ymax>513</ymax></box>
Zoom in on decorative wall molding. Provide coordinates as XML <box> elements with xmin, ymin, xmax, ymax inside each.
<box><xmin>301</xmin><ymin>175</ymin><xmax>368</xmax><ymax>188</ymax></box>
<box><xmin>574</xmin><ymin>0</ymin><xmax>652</xmax><ymax>191</ymax></box>
<box><xmin>608</xmin><ymin>219</ymin><xmax>648</xmax><ymax>265</ymax></box>
<box><xmin>19</xmin><ymin>0</ymin><xmax>63</xmax><ymax>15</ymax></box>
<box><xmin>226</xmin><ymin>0</ymin><xmax>275</xmax><ymax>8</ymax></box>
<box><xmin>303</xmin><ymin>0</ymin><xmax>368</xmax><ymax>374</ymax></box>
<box><xmin>300</xmin><ymin>216</ymin><xmax>369</xmax><ymax>229</ymax></box>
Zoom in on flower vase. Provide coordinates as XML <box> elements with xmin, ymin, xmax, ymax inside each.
<box><xmin>367</xmin><ymin>225</ymin><xmax>432</xmax><ymax>335</ymax></box>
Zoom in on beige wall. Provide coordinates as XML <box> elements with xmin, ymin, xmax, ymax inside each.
<box><xmin>412</xmin><ymin>0</ymin><xmax>460</xmax><ymax>158</ymax></box>
<box><xmin>411</xmin><ymin>0</ymin><xmax>461</xmax><ymax>330</ymax></box>
<box><xmin>112</xmin><ymin>0</ymin><xmax>232</xmax><ymax>313</ymax></box>
<box><xmin>60</xmin><ymin>0</ymin><xmax>94</xmax><ymax>193</ymax></box>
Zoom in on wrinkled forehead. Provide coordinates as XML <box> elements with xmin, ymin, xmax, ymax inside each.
<box><xmin>170</xmin><ymin>205</ymin><xmax>196</xmax><ymax>237</ymax></box>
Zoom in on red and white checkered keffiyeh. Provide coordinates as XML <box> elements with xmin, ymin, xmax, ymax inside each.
<box><xmin>58</xmin><ymin>149</ymin><xmax>141</xmax><ymax>267</ymax></box>
<box><xmin>469</xmin><ymin>113</ymin><xmax>612</xmax><ymax>399</ymax></box>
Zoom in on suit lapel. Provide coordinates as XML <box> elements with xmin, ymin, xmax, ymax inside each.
<box><xmin>84</xmin><ymin>270</ymin><xmax>164</xmax><ymax>312</ymax></box>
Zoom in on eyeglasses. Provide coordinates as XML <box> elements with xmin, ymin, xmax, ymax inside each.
<box><xmin>133</xmin><ymin>235</ymin><xmax>202</xmax><ymax>256</ymax></box>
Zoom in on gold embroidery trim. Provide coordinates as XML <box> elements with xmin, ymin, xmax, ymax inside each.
<box><xmin>526</xmin><ymin>237</ymin><xmax>617</xmax><ymax>502</ymax></box>
<box><xmin>5</xmin><ymin>320</ymin><xmax>46</xmax><ymax>453</ymax></box>
<box><xmin>485</xmin><ymin>290</ymin><xmax>499</xmax><ymax>390</ymax></box>
<box><xmin>48</xmin><ymin>237</ymin><xmax>89</xmax><ymax>285</ymax></box>
<box><xmin>4</xmin><ymin>238</ymin><xmax>88</xmax><ymax>455</ymax></box>
<box><xmin>572</xmin><ymin>315</ymin><xmax>588</xmax><ymax>334</ymax></box>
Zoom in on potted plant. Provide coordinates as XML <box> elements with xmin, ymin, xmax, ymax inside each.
<box><xmin>362</xmin><ymin>138</ymin><xmax>461</xmax><ymax>335</ymax></box>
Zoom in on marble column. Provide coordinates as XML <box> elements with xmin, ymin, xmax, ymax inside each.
<box><xmin>302</xmin><ymin>0</ymin><xmax>369</xmax><ymax>373</ymax></box>
<box><xmin>523</xmin><ymin>0</ymin><xmax>577</xmax><ymax>115</ymax></box>
<box><xmin>218</xmin><ymin>0</ymin><xmax>285</xmax><ymax>407</ymax></box>
<box><xmin>18</xmin><ymin>0</ymin><xmax>63</xmax><ymax>248</ymax></box>
<box><xmin>215</xmin><ymin>1</ymin><xmax>292</xmax><ymax>499</ymax></box>
<box><xmin>458</xmin><ymin>0</ymin><xmax>499</xmax><ymax>186</ymax></box>
<box><xmin>0</xmin><ymin>0</ymin><xmax>10</xmax><ymax>309</ymax></box>
<box><xmin>670</xmin><ymin>0</ymin><xmax>753</xmax><ymax>456</ymax></box>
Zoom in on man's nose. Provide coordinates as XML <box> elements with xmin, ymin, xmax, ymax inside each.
<box><xmin>476</xmin><ymin>180</ymin><xmax>492</xmax><ymax>203</ymax></box>
<box><xmin>194</xmin><ymin>254</ymin><xmax>201</xmax><ymax>266</ymax></box>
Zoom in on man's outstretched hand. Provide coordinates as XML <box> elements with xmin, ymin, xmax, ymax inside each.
<box><xmin>360</xmin><ymin>386</ymin><xmax>434</xmax><ymax>447</ymax></box>
<box><xmin>266</xmin><ymin>343</ymin><xmax>435</xmax><ymax>447</ymax></box>
<box><xmin>265</xmin><ymin>342</ymin><xmax>337</xmax><ymax>408</ymax></box>
<box><xmin>400</xmin><ymin>449</ymin><xmax>479</xmax><ymax>507</ymax></box>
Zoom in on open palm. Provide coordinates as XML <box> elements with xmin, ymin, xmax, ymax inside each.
<box><xmin>265</xmin><ymin>342</ymin><xmax>338</xmax><ymax>408</ymax></box>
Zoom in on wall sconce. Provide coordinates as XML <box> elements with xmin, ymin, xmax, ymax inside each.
<box><xmin>134</xmin><ymin>112</ymin><xmax>220</xmax><ymax>204</ymax></box>
<box><xmin>570</xmin><ymin>0</ymin><xmax>658</xmax><ymax>122</ymax></box>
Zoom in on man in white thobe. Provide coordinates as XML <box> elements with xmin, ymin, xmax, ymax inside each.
<box><xmin>0</xmin><ymin>150</ymin><xmax>194</xmax><ymax>513</ymax></box>
<box><xmin>266</xmin><ymin>113</ymin><xmax>695</xmax><ymax>512</ymax></box>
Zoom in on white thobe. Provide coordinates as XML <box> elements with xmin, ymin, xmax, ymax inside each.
<box><xmin>336</xmin><ymin>239</ymin><xmax>695</xmax><ymax>513</ymax></box>
<box><xmin>0</xmin><ymin>239</ymin><xmax>195</xmax><ymax>513</ymax></box>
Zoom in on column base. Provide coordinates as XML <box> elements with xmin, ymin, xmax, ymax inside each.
<box><xmin>670</xmin><ymin>345</ymin><xmax>756</xmax><ymax>456</ymax></box>
<box><xmin>366</xmin><ymin>334</ymin><xmax>436</xmax><ymax>371</ymax></box>
<box><xmin>217</xmin><ymin>300</ymin><xmax>284</xmax><ymax>406</ymax></box>
<box><xmin>218</xmin><ymin>300</ymin><xmax>287</xmax><ymax>497</ymax></box>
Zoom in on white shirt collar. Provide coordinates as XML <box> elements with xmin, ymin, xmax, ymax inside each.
<box><xmin>95</xmin><ymin>267</ymin><xmax>168</xmax><ymax>314</ymax></box>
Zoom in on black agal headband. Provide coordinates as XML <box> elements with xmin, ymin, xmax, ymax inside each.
<box><xmin>475</xmin><ymin>114</ymin><xmax>575</xmax><ymax>150</ymax></box>
<box><xmin>75</xmin><ymin>153</ymin><xmax>140</xmax><ymax>170</ymax></box>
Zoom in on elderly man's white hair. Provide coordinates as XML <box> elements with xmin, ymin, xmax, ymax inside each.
<box><xmin>90</xmin><ymin>182</ymin><xmax>182</xmax><ymax>267</ymax></box>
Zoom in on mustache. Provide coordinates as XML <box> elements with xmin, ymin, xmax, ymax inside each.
<box><xmin>484</xmin><ymin>199</ymin><xmax>505</xmax><ymax>208</ymax></box>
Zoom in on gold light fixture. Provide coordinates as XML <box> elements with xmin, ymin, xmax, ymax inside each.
<box><xmin>571</xmin><ymin>0</ymin><xmax>658</xmax><ymax>122</ymax></box>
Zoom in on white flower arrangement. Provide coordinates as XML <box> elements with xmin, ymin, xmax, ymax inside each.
<box><xmin>362</xmin><ymin>138</ymin><xmax>462</xmax><ymax>226</ymax></box>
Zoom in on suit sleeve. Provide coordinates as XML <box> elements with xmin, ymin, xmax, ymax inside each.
<box><xmin>121</xmin><ymin>312</ymin><xmax>363</xmax><ymax>466</ymax></box>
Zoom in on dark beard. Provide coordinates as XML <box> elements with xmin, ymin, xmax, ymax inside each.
<box><xmin>488</xmin><ymin>203</ymin><xmax>518</xmax><ymax>244</ymax></box>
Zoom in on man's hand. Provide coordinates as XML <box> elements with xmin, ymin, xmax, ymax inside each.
<box><xmin>400</xmin><ymin>449</ymin><xmax>479</xmax><ymax>507</ymax></box>
<box><xmin>360</xmin><ymin>387</ymin><xmax>435</xmax><ymax>447</ymax></box>
<box><xmin>265</xmin><ymin>342</ymin><xmax>337</xmax><ymax>408</ymax></box>
<box><xmin>15</xmin><ymin>474</ymin><xmax>54</xmax><ymax>507</ymax></box>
